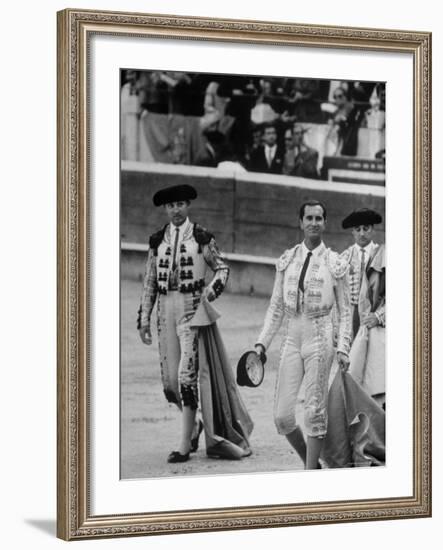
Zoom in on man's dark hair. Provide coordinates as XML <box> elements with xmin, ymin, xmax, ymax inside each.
<box><xmin>263</xmin><ymin>121</ymin><xmax>277</xmax><ymax>132</ymax></box>
<box><xmin>299</xmin><ymin>200</ymin><xmax>327</xmax><ymax>220</ymax></box>
<box><xmin>333</xmin><ymin>86</ymin><xmax>349</xmax><ymax>100</ymax></box>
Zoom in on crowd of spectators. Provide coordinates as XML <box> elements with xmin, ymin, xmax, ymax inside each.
<box><xmin>121</xmin><ymin>70</ymin><xmax>386</xmax><ymax>178</ymax></box>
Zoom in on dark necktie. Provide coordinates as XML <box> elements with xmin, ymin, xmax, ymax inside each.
<box><xmin>298</xmin><ymin>251</ymin><xmax>312</xmax><ymax>292</ymax></box>
<box><xmin>352</xmin><ymin>248</ymin><xmax>366</xmax><ymax>336</ymax></box>
<box><xmin>172</xmin><ymin>227</ymin><xmax>180</xmax><ymax>271</ymax></box>
<box><xmin>359</xmin><ymin>248</ymin><xmax>366</xmax><ymax>283</ymax></box>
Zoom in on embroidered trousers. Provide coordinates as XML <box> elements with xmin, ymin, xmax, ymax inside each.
<box><xmin>274</xmin><ymin>314</ymin><xmax>334</xmax><ymax>438</ymax></box>
<box><xmin>156</xmin><ymin>291</ymin><xmax>200</xmax><ymax>409</ymax></box>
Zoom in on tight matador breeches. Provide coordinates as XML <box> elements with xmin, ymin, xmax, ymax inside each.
<box><xmin>156</xmin><ymin>291</ymin><xmax>200</xmax><ymax>409</ymax></box>
<box><xmin>274</xmin><ymin>314</ymin><xmax>334</xmax><ymax>438</ymax></box>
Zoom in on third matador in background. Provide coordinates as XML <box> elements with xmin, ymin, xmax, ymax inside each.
<box><xmin>255</xmin><ymin>200</ymin><xmax>352</xmax><ymax>470</ymax></box>
<box><xmin>138</xmin><ymin>184</ymin><xmax>229</xmax><ymax>463</ymax></box>
<box><xmin>340</xmin><ymin>208</ymin><xmax>383</xmax><ymax>339</ymax></box>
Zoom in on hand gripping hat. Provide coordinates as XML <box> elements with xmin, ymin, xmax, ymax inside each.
<box><xmin>341</xmin><ymin>208</ymin><xmax>382</xmax><ymax>229</ymax></box>
<box><xmin>236</xmin><ymin>350</ymin><xmax>266</xmax><ymax>388</ymax></box>
<box><xmin>152</xmin><ymin>184</ymin><xmax>197</xmax><ymax>207</ymax></box>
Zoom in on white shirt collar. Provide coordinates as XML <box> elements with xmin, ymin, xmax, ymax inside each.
<box><xmin>301</xmin><ymin>241</ymin><xmax>325</xmax><ymax>259</ymax></box>
<box><xmin>170</xmin><ymin>217</ymin><xmax>190</xmax><ymax>240</ymax></box>
<box><xmin>355</xmin><ymin>241</ymin><xmax>375</xmax><ymax>256</ymax></box>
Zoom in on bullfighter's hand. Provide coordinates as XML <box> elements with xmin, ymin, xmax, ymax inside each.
<box><xmin>255</xmin><ymin>344</ymin><xmax>265</xmax><ymax>356</ymax></box>
<box><xmin>139</xmin><ymin>325</ymin><xmax>152</xmax><ymax>345</ymax></box>
<box><xmin>337</xmin><ymin>351</ymin><xmax>350</xmax><ymax>372</ymax></box>
<box><xmin>205</xmin><ymin>288</ymin><xmax>216</xmax><ymax>302</ymax></box>
<box><xmin>361</xmin><ymin>313</ymin><xmax>379</xmax><ymax>329</ymax></box>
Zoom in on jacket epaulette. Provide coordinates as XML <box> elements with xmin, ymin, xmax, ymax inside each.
<box><xmin>327</xmin><ymin>249</ymin><xmax>349</xmax><ymax>278</ymax></box>
<box><xmin>148</xmin><ymin>225</ymin><xmax>168</xmax><ymax>251</ymax></box>
<box><xmin>193</xmin><ymin>223</ymin><xmax>214</xmax><ymax>245</ymax></box>
<box><xmin>276</xmin><ymin>246</ymin><xmax>298</xmax><ymax>271</ymax></box>
<box><xmin>339</xmin><ymin>247</ymin><xmax>352</xmax><ymax>264</ymax></box>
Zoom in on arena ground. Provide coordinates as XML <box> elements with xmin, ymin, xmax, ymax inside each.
<box><xmin>121</xmin><ymin>279</ymin><xmax>307</xmax><ymax>479</ymax></box>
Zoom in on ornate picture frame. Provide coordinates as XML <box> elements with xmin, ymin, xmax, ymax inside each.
<box><xmin>57</xmin><ymin>8</ymin><xmax>431</xmax><ymax>540</ymax></box>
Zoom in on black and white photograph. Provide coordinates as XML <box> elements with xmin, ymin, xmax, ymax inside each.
<box><xmin>120</xmin><ymin>70</ymin><xmax>386</xmax><ymax>479</ymax></box>
<box><xmin>1</xmin><ymin>0</ymin><xmax>438</xmax><ymax>545</ymax></box>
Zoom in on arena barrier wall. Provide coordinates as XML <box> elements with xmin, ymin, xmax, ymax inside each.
<box><xmin>121</xmin><ymin>161</ymin><xmax>385</xmax><ymax>296</ymax></box>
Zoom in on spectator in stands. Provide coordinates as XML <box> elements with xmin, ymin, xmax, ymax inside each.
<box><xmin>217</xmin><ymin>77</ymin><xmax>257</xmax><ymax>162</ymax></box>
<box><xmin>121</xmin><ymin>70</ymin><xmax>143</xmax><ymax>162</ymax></box>
<box><xmin>323</xmin><ymin>86</ymin><xmax>349</xmax><ymax>156</ymax></box>
<box><xmin>138</xmin><ymin>71</ymin><xmax>169</xmax><ymax>114</ymax></box>
<box><xmin>362</xmin><ymin>87</ymin><xmax>386</xmax><ymax>158</ymax></box>
<box><xmin>201</xmin><ymin>81</ymin><xmax>231</xmax><ymax>130</ymax></box>
<box><xmin>250</xmin><ymin>126</ymin><xmax>263</xmax><ymax>151</ymax></box>
<box><xmin>285</xmin><ymin>79</ymin><xmax>323</xmax><ymax>123</ymax></box>
<box><xmin>243</xmin><ymin>126</ymin><xmax>263</xmax><ymax>168</ymax></box>
<box><xmin>195</xmin><ymin>128</ymin><xmax>230</xmax><ymax>168</ymax></box>
<box><xmin>255</xmin><ymin>79</ymin><xmax>275</xmax><ymax>108</ymax></box>
<box><xmin>121</xmin><ymin>70</ymin><xmax>140</xmax><ymax>97</ymax></box>
<box><xmin>184</xmin><ymin>73</ymin><xmax>212</xmax><ymax>116</ymax></box>
<box><xmin>328</xmin><ymin>86</ymin><xmax>366</xmax><ymax>156</ymax></box>
<box><xmin>121</xmin><ymin>70</ymin><xmax>143</xmax><ymax>116</ymax></box>
<box><xmin>159</xmin><ymin>72</ymin><xmax>193</xmax><ymax>115</ymax></box>
<box><xmin>254</xmin><ymin>79</ymin><xmax>288</xmax><ymax>117</ymax></box>
<box><xmin>292</xmin><ymin>123</ymin><xmax>319</xmax><ymax>178</ymax></box>
<box><xmin>248</xmin><ymin>122</ymin><xmax>284</xmax><ymax>174</ymax></box>
<box><xmin>350</xmin><ymin>81</ymin><xmax>377</xmax><ymax>104</ymax></box>
<box><xmin>170</xmin><ymin>127</ymin><xmax>187</xmax><ymax>165</ymax></box>
<box><xmin>378</xmin><ymin>83</ymin><xmax>386</xmax><ymax>111</ymax></box>
<box><xmin>331</xmin><ymin>87</ymin><xmax>354</xmax><ymax>128</ymax></box>
<box><xmin>282</xmin><ymin>124</ymin><xmax>319</xmax><ymax>179</ymax></box>
<box><xmin>282</xmin><ymin>128</ymin><xmax>296</xmax><ymax>174</ymax></box>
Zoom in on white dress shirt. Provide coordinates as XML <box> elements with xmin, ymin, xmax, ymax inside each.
<box><xmin>299</xmin><ymin>241</ymin><xmax>325</xmax><ymax>299</ymax></box>
<box><xmin>169</xmin><ymin>217</ymin><xmax>191</xmax><ymax>267</ymax></box>
<box><xmin>299</xmin><ymin>241</ymin><xmax>325</xmax><ymax>290</ymax></box>
<box><xmin>264</xmin><ymin>144</ymin><xmax>277</xmax><ymax>167</ymax></box>
<box><xmin>354</xmin><ymin>241</ymin><xmax>376</xmax><ymax>269</ymax></box>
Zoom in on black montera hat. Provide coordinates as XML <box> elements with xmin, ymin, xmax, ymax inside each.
<box><xmin>236</xmin><ymin>350</ymin><xmax>266</xmax><ymax>388</ymax></box>
<box><xmin>342</xmin><ymin>208</ymin><xmax>382</xmax><ymax>229</ymax></box>
<box><xmin>153</xmin><ymin>184</ymin><xmax>197</xmax><ymax>207</ymax></box>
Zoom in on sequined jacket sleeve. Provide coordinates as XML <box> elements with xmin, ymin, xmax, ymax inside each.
<box><xmin>256</xmin><ymin>268</ymin><xmax>285</xmax><ymax>350</ymax></box>
<box><xmin>333</xmin><ymin>273</ymin><xmax>352</xmax><ymax>355</ymax></box>
<box><xmin>202</xmin><ymin>238</ymin><xmax>230</xmax><ymax>298</ymax></box>
<box><xmin>138</xmin><ymin>247</ymin><xmax>158</xmax><ymax>329</ymax></box>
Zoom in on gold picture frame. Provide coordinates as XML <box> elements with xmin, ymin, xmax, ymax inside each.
<box><xmin>57</xmin><ymin>8</ymin><xmax>431</xmax><ymax>540</ymax></box>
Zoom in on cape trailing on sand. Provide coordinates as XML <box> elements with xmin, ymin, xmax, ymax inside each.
<box><xmin>191</xmin><ymin>298</ymin><xmax>253</xmax><ymax>460</ymax></box>
<box><xmin>322</xmin><ymin>369</ymin><xmax>385</xmax><ymax>468</ymax></box>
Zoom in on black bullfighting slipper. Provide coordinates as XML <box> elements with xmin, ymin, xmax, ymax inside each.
<box><xmin>190</xmin><ymin>420</ymin><xmax>204</xmax><ymax>453</ymax></box>
<box><xmin>167</xmin><ymin>451</ymin><xmax>190</xmax><ymax>463</ymax></box>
